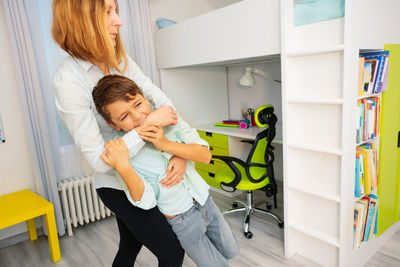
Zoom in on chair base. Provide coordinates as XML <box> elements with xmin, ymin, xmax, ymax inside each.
<box><xmin>223</xmin><ymin>191</ymin><xmax>283</xmax><ymax>239</ymax></box>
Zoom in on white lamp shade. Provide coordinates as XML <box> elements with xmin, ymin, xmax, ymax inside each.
<box><xmin>239</xmin><ymin>67</ymin><xmax>255</xmax><ymax>87</ymax></box>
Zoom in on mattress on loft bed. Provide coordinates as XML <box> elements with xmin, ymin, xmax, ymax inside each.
<box><xmin>294</xmin><ymin>0</ymin><xmax>345</xmax><ymax>26</ymax></box>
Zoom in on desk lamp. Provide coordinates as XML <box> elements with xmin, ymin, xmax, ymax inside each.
<box><xmin>239</xmin><ymin>67</ymin><xmax>281</xmax><ymax>87</ymax></box>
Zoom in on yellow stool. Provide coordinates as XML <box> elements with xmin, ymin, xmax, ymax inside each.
<box><xmin>0</xmin><ymin>189</ymin><xmax>61</xmax><ymax>262</ymax></box>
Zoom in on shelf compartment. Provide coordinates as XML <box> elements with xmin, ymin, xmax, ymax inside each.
<box><xmin>155</xmin><ymin>0</ymin><xmax>280</xmax><ymax>69</ymax></box>
<box><xmin>286</xmin><ymin>104</ymin><xmax>343</xmax><ymax>150</ymax></box>
<box><xmin>287</xmin><ymin>147</ymin><xmax>341</xmax><ymax>198</ymax></box>
<box><xmin>288</xmin><ymin>186</ymin><xmax>340</xmax><ymax>204</ymax></box>
<box><xmin>287</xmin><ymin>190</ymin><xmax>340</xmax><ymax>242</ymax></box>
<box><xmin>288</xmin><ymin>18</ymin><xmax>344</xmax><ymax>52</ymax></box>
<box><xmin>287</xmin><ymin>224</ymin><xmax>339</xmax><ymax>267</ymax></box>
<box><xmin>285</xmin><ymin>52</ymin><xmax>344</xmax><ymax>99</ymax></box>
<box><xmin>288</xmin><ymin>222</ymin><xmax>340</xmax><ymax>247</ymax></box>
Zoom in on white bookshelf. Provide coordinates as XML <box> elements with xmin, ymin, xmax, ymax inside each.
<box><xmin>155</xmin><ymin>0</ymin><xmax>400</xmax><ymax>266</ymax></box>
<box><xmin>282</xmin><ymin>0</ymin><xmax>400</xmax><ymax>266</ymax></box>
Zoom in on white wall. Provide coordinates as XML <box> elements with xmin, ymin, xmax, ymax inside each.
<box><xmin>148</xmin><ymin>0</ymin><xmax>240</xmax><ymax>29</ymax></box>
<box><xmin>227</xmin><ymin>62</ymin><xmax>282</xmax><ymax>122</ymax></box>
<box><xmin>0</xmin><ymin>2</ymin><xmax>36</xmax><ymax>240</ymax></box>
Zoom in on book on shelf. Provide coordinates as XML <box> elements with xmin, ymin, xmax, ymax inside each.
<box><xmin>362</xmin><ymin>195</ymin><xmax>374</xmax><ymax>242</ymax></box>
<box><xmin>355</xmin><ymin>154</ymin><xmax>361</xmax><ymax>197</ymax></box>
<box><xmin>358</xmin><ymin>51</ymin><xmax>390</xmax><ymax>96</ymax></box>
<box><xmin>365</xmin><ymin>58</ymin><xmax>379</xmax><ymax>94</ymax></box>
<box><xmin>353</xmin><ymin>202</ymin><xmax>364</xmax><ymax>250</ymax></box>
<box><xmin>353</xmin><ymin>195</ymin><xmax>379</xmax><ymax>250</ymax></box>
<box><xmin>357</xmin><ymin>197</ymin><xmax>369</xmax><ymax>248</ymax></box>
<box><xmin>356</xmin><ymin>97</ymin><xmax>381</xmax><ymax>143</ymax></box>
<box><xmin>368</xmin><ymin>195</ymin><xmax>379</xmax><ymax>240</ymax></box>
<box><xmin>355</xmin><ymin>144</ymin><xmax>378</xmax><ymax>196</ymax></box>
<box><xmin>358</xmin><ymin>57</ymin><xmax>365</xmax><ymax>96</ymax></box>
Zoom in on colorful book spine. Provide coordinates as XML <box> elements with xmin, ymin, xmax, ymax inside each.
<box><xmin>355</xmin><ymin>144</ymin><xmax>378</xmax><ymax>196</ymax></box>
<box><xmin>358</xmin><ymin>51</ymin><xmax>390</xmax><ymax>95</ymax></box>
<box><xmin>355</xmin><ymin>155</ymin><xmax>361</xmax><ymax>198</ymax></box>
<box><xmin>356</xmin><ymin>97</ymin><xmax>381</xmax><ymax>144</ymax></box>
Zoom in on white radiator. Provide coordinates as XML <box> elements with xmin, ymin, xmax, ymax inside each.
<box><xmin>58</xmin><ymin>174</ymin><xmax>113</xmax><ymax>236</ymax></box>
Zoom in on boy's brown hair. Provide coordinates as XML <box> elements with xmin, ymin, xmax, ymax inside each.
<box><xmin>92</xmin><ymin>75</ymin><xmax>143</xmax><ymax>123</ymax></box>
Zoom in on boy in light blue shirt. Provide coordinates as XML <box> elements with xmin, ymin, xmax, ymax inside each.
<box><xmin>92</xmin><ymin>75</ymin><xmax>239</xmax><ymax>267</ymax></box>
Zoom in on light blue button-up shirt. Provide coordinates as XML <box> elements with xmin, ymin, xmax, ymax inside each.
<box><xmin>115</xmin><ymin>117</ymin><xmax>211</xmax><ymax>215</ymax></box>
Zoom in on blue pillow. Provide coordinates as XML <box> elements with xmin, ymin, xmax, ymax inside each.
<box><xmin>294</xmin><ymin>0</ymin><xmax>345</xmax><ymax>26</ymax></box>
<box><xmin>156</xmin><ymin>18</ymin><xmax>177</xmax><ymax>29</ymax></box>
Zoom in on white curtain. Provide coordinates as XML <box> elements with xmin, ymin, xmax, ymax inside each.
<box><xmin>1</xmin><ymin>0</ymin><xmax>159</xmax><ymax>237</ymax></box>
<box><xmin>1</xmin><ymin>0</ymin><xmax>65</xmax><ymax>236</ymax></box>
<box><xmin>119</xmin><ymin>0</ymin><xmax>160</xmax><ymax>85</ymax></box>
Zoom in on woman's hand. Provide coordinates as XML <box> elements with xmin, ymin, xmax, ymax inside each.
<box><xmin>100</xmin><ymin>138</ymin><xmax>130</xmax><ymax>170</ymax></box>
<box><xmin>160</xmin><ymin>156</ymin><xmax>187</xmax><ymax>188</ymax></box>
<box><xmin>138</xmin><ymin>122</ymin><xmax>169</xmax><ymax>151</ymax></box>
<box><xmin>146</xmin><ymin>105</ymin><xmax>178</xmax><ymax>127</ymax></box>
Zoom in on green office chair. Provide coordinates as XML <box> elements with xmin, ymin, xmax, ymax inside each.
<box><xmin>212</xmin><ymin>106</ymin><xmax>283</xmax><ymax>239</ymax></box>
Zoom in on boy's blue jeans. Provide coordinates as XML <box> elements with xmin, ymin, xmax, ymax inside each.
<box><xmin>167</xmin><ymin>195</ymin><xmax>239</xmax><ymax>267</ymax></box>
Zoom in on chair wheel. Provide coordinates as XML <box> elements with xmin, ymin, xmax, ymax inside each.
<box><xmin>266</xmin><ymin>202</ymin><xmax>272</xmax><ymax>210</ymax></box>
<box><xmin>232</xmin><ymin>202</ymin><xmax>239</xmax><ymax>208</ymax></box>
<box><xmin>244</xmin><ymin>231</ymin><xmax>253</xmax><ymax>239</ymax></box>
<box><xmin>279</xmin><ymin>222</ymin><xmax>284</xmax><ymax>228</ymax></box>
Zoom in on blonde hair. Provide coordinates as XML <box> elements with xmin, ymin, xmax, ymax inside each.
<box><xmin>52</xmin><ymin>0</ymin><xmax>127</xmax><ymax>73</ymax></box>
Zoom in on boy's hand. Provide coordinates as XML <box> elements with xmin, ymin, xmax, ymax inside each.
<box><xmin>101</xmin><ymin>138</ymin><xmax>130</xmax><ymax>170</ymax></box>
<box><xmin>161</xmin><ymin>156</ymin><xmax>187</xmax><ymax>188</ymax></box>
<box><xmin>146</xmin><ymin>105</ymin><xmax>178</xmax><ymax>127</ymax></box>
<box><xmin>139</xmin><ymin>122</ymin><xmax>169</xmax><ymax>151</ymax></box>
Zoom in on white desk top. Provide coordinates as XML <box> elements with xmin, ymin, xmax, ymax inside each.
<box><xmin>194</xmin><ymin>123</ymin><xmax>283</xmax><ymax>144</ymax></box>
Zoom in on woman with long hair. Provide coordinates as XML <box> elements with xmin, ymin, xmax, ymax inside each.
<box><xmin>52</xmin><ymin>0</ymin><xmax>185</xmax><ymax>265</ymax></box>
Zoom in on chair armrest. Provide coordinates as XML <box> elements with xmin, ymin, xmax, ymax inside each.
<box><xmin>212</xmin><ymin>155</ymin><xmax>246</xmax><ymax>167</ymax></box>
<box><xmin>211</xmin><ymin>155</ymin><xmax>245</xmax><ymax>192</ymax></box>
<box><xmin>214</xmin><ymin>155</ymin><xmax>268</xmax><ymax>185</ymax></box>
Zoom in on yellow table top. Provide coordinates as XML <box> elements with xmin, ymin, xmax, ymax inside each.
<box><xmin>0</xmin><ymin>189</ymin><xmax>53</xmax><ymax>229</ymax></box>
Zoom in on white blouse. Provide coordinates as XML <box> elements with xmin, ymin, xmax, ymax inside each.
<box><xmin>54</xmin><ymin>55</ymin><xmax>174</xmax><ymax>189</ymax></box>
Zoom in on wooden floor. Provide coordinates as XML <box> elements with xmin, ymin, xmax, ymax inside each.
<box><xmin>0</xmin><ymin>188</ymin><xmax>399</xmax><ymax>267</ymax></box>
